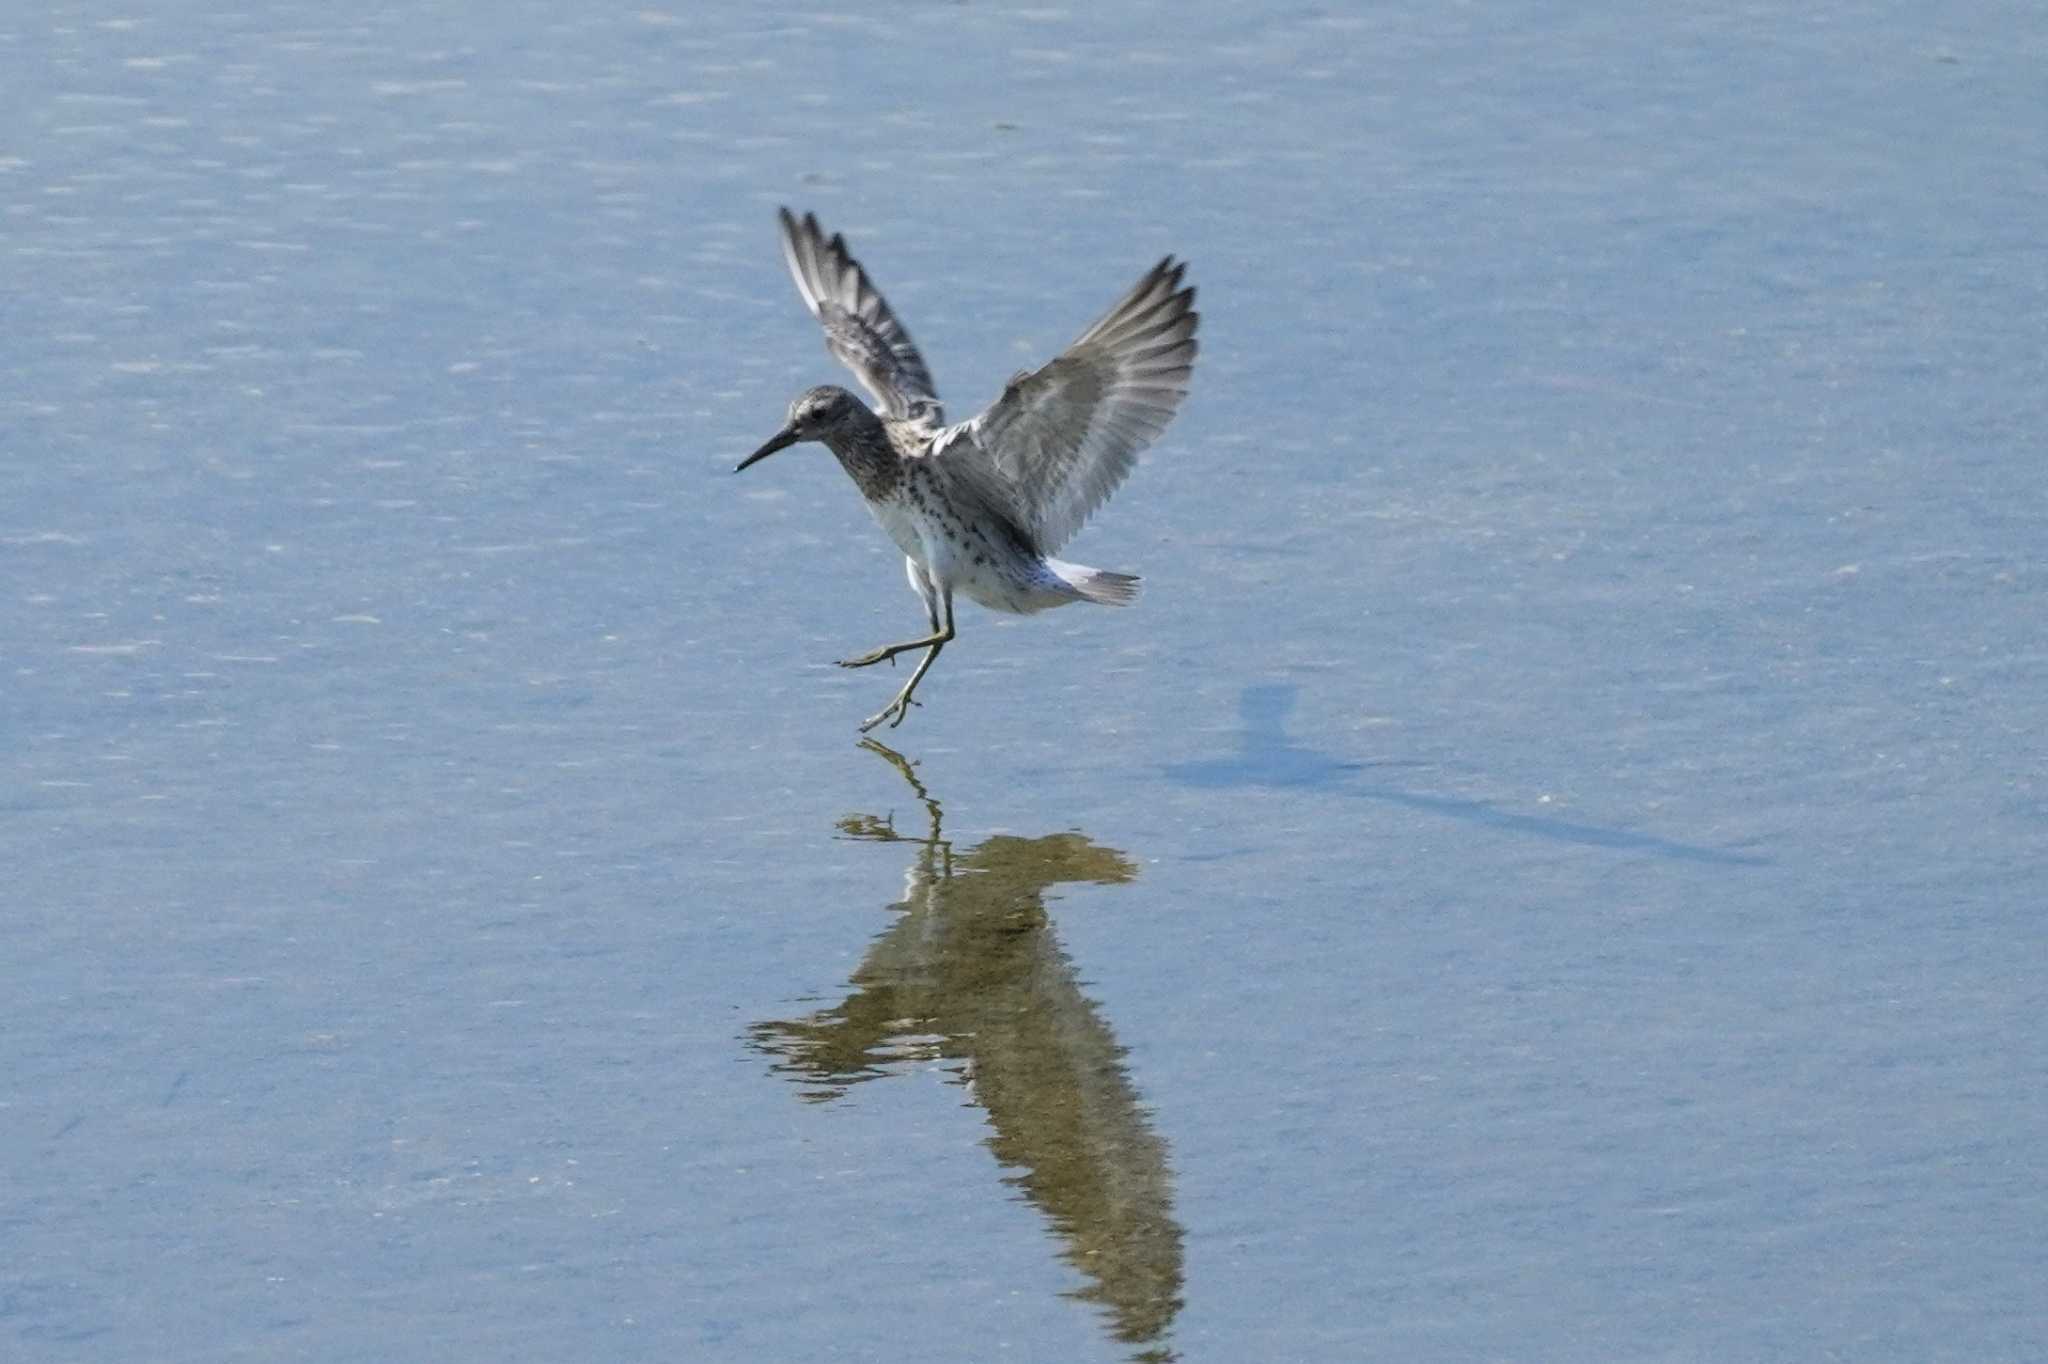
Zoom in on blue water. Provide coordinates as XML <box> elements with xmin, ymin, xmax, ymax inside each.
<box><xmin>6</xmin><ymin>3</ymin><xmax>2044</xmax><ymax>1359</ymax></box>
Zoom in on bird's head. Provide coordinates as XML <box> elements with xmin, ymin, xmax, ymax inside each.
<box><xmin>736</xmin><ymin>385</ymin><xmax>862</xmax><ymax>472</ymax></box>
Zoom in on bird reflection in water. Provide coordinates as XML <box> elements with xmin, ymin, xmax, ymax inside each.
<box><xmin>748</xmin><ymin>740</ymin><xmax>1183</xmax><ymax>1361</ymax></box>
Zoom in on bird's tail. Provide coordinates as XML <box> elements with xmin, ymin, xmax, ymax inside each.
<box><xmin>1050</xmin><ymin>559</ymin><xmax>1141</xmax><ymax>606</ymax></box>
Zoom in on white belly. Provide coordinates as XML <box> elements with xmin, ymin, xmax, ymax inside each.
<box><xmin>869</xmin><ymin>496</ymin><xmax>927</xmax><ymax>562</ymax></box>
<box><xmin>868</xmin><ymin>497</ymin><xmax>1076</xmax><ymax>615</ymax></box>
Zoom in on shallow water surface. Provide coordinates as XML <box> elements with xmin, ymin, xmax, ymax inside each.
<box><xmin>6</xmin><ymin>1</ymin><xmax>2045</xmax><ymax>1360</ymax></box>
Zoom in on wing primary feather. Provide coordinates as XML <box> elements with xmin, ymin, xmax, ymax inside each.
<box><xmin>950</xmin><ymin>253</ymin><xmax>1199</xmax><ymax>555</ymax></box>
<box><xmin>775</xmin><ymin>207</ymin><xmax>943</xmax><ymax>423</ymax></box>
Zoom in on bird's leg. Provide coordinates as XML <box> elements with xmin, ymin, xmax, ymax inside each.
<box><xmin>859</xmin><ymin>590</ymin><xmax>954</xmax><ymax>732</ymax></box>
<box><xmin>840</xmin><ymin>568</ymin><xmax>949</xmax><ymax>669</ymax></box>
<box><xmin>838</xmin><ymin>633</ymin><xmax>946</xmax><ymax>670</ymax></box>
<box><xmin>858</xmin><ymin>640</ymin><xmax>943</xmax><ymax>732</ymax></box>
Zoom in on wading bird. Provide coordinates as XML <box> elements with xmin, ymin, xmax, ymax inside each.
<box><xmin>737</xmin><ymin>208</ymin><xmax>1198</xmax><ymax>732</ymax></box>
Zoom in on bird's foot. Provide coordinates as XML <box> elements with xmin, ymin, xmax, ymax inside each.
<box><xmin>858</xmin><ymin>692</ymin><xmax>922</xmax><ymax>733</ymax></box>
<box><xmin>838</xmin><ymin>645</ymin><xmax>902</xmax><ymax>669</ymax></box>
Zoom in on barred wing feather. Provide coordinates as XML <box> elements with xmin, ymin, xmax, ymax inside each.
<box><xmin>961</xmin><ymin>257</ymin><xmax>1197</xmax><ymax>554</ymax></box>
<box><xmin>777</xmin><ymin>207</ymin><xmax>943</xmax><ymax>423</ymax></box>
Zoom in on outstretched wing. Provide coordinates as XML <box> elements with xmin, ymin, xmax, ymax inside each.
<box><xmin>958</xmin><ymin>257</ymin><xmax>1197</xmax><ymax>554</ymax></box>
<box><xmin>778</xmin><ymin>207</ymin><xmax>943</xmax><ymax>423</ymax></box>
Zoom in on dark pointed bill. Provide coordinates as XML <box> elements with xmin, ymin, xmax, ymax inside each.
<box><xmin>736</xmin><ymin>426</ymin><xmax>799</xmax><ymax>473</ymax></box>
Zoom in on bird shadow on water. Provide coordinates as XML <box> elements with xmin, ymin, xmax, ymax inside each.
<box><xmin>747</xmin><ymin>740</ymin><xmax>1183</xmax><ymax>1362</ymax></box>
<box><xmin>1167</xmin><ymin>684</ymin><xmax>1770</xmax><ymax>866</ymax></box>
